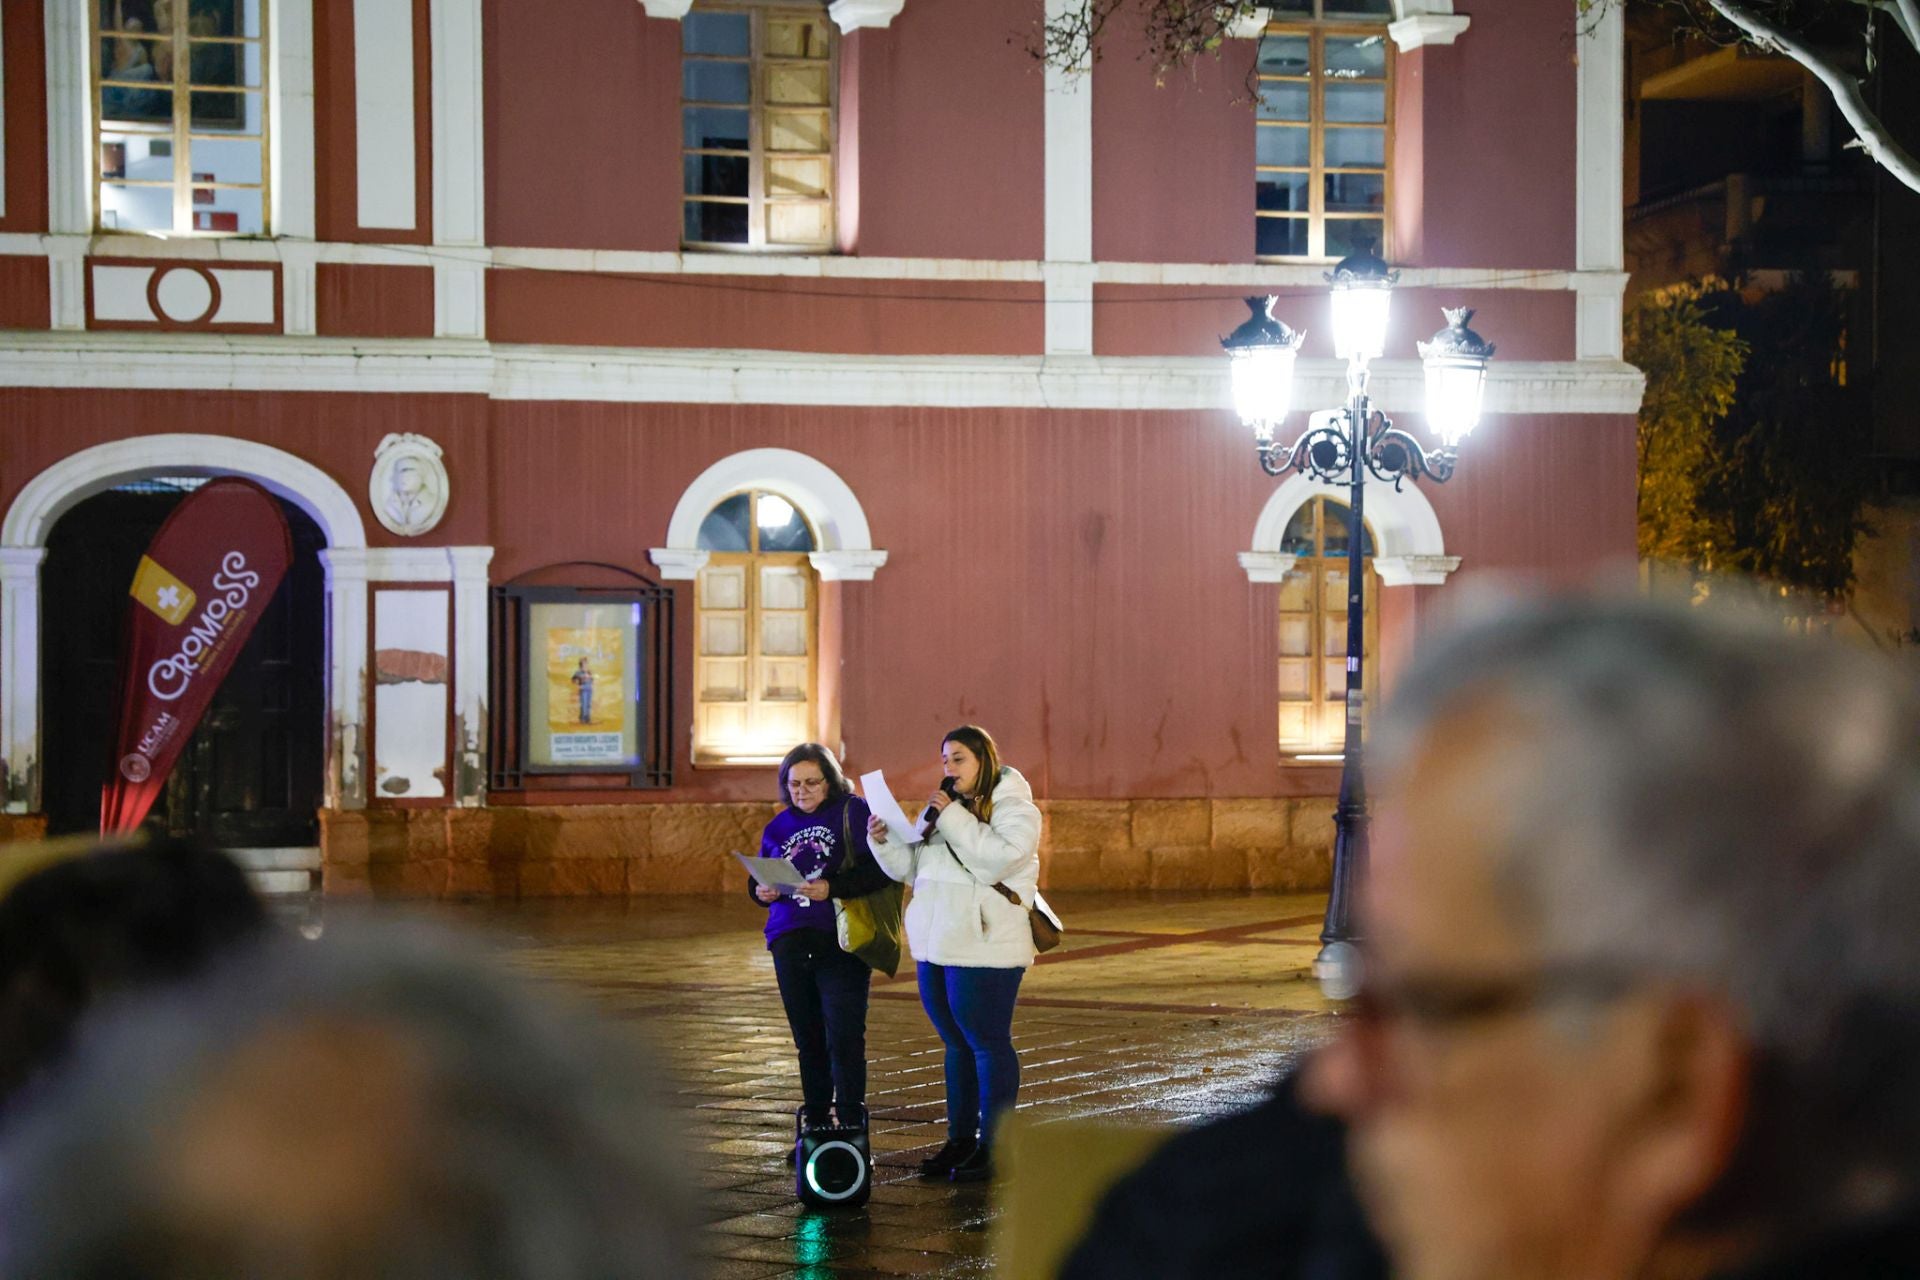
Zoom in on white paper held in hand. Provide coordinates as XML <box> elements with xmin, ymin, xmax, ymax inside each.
<box><xmin>733</xmin><ymin>851</ymin><xmax>812</xmax><ymax>889</ymax></box>
<box><xmin>859</xmin><ymin>769</ymin><xmax>925</xmax><ymax>846</ymax></box>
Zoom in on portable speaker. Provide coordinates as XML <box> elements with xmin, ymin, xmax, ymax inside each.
<box><xmin>794</xmin><ymin>1104</ymin><xmax>872</xmax><ymax>1208</ymax></box>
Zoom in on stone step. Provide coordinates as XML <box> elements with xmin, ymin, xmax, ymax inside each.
<box><xmin>226</xmin><ymin>847</ymin><xmax>320</xmax><ymax>895</ymax></box>
<box><xmin>244</xmin><ymin>869</ymin><xmax>316</xmax><ymax>896</ymax></box>
<box><xmin>226</xmin><ymin>846</ymin><xmax>321</xmax><ymax>873</ymax></box>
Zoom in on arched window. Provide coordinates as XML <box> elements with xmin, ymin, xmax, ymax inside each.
<box><xmin>1277</xmin><ymin>497</ymin><xmax>1378</xmax><ymax>759</ymax></box>
<box><xmin>693</xmin><ymin>489</ymin><xmax>818</xmax><ymax>764</ymax></box>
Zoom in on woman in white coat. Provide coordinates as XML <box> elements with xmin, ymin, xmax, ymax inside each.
<box><xmin>866</xmin><ymin>724</ymin><xmax>1041</xmax><ymax>1183</ymax></box>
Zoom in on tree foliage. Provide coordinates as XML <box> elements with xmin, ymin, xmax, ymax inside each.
<box><xmin>1581</xmin><ymin>0</ymin><xmax>1920</xmax><ymax>192</ymax></box>
<box><xmin>1631</xmin><ymin>283</ymin><xmax>1747</xmax><ymax>566</ymax></box>
<box><xmin>1025</xmin><ymin>1</ymin><xmax>1266</xmax><ymax>85</ymax></box>
<box><xmin>1630</xmin><ymin>275</ymin><xmax>1874</xmax><ymax>600</ymax></box>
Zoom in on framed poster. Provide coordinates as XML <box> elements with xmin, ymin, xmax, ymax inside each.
<box><xmin>523</xmin><ymin>598</ymin><xmax>643</xmax><ymax>772</ymax></box>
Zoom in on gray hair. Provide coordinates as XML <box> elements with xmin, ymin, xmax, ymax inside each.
<box><xmin>0</xmin><ymin>920</ymin><xmax>696</xmax><ymax>1280</ymax></box>
<box><xmin>1374</xmin><ymin>594</ymin><xmax>1920</xmax><ymax>1222</ymax></box>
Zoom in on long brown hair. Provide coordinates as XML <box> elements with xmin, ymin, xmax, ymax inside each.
<box><xmin>942</xmin><ymin>725</ymin><xmax>1003</xmax><ymax>823</ymax></box>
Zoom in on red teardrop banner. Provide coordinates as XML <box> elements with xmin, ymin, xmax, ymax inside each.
<box><xmin>100</xmin><ymin>478</ymin><xmax>294</xmax><ymax>835</ymax></box>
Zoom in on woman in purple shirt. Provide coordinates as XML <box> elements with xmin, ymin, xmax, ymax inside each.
<box><xmin>749</xmin><ymin>743</ymin><xmax>889</xmax><ymax>1141</ymax></box>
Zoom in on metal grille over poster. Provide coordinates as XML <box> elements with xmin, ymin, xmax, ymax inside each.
<box><xmin>100</xmin><ymin>478</ymin><xmax>293</xmax><ymax>834</ymax></box>
<box><xmin>526</xmin><ymin>600</ymin><xmax>643</xmax><ymax>770</ymax></box>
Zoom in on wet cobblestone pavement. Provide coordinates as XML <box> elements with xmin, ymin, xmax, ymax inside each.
<box><xmin>425</xmin><ymin>890</ymin><xmax>1338</xmax><ymax>1279</ymax></box>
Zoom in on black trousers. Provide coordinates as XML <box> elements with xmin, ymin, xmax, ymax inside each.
<box><xmin>770</xmin><ymin>927</ymin><xmax>872</xmax><ymax>1119</ymax></box>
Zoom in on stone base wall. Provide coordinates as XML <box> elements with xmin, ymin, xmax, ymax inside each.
<box><xmin>318</xmin><ymin>797</ymin><xmax>1336</xmax><ymax>899</ymax></box>
<box><xmin>0</xmin><ymin>814</ymin><xmax>51</xmax><ymax>847</ymax></box>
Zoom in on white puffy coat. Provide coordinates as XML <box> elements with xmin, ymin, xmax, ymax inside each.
<box><xmin>868</xmin><ymin>766</ymin><xmax>1043</xmax><ymax>969</ymax></box>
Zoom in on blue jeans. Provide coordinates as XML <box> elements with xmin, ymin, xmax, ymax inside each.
<box><xmin>918</xmin><ymin>961</ymin><xmax>1025</xmax><ymax>1146</ymax></box>
<box><xmin>772</xmin><ymin>929</ymin><xmax>871</xmax><ymax>1119</ymax></box>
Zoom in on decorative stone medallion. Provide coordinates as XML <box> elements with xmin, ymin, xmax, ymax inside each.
<box><xmin>369</xmin><ymin>433</ymin><xmax>450</xmax><ymax>538</ymax></box>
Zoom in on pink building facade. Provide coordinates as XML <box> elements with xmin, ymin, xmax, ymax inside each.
<box><xmin>0</xmin><ymin>0</ymin><xmax>1640</xmax><ymax>896</ymax></box>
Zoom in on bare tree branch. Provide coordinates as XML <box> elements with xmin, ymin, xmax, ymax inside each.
<box><xmin>1895</xmin><ymin>0</ymin><xmax>1920</xmax><ymax>51</ymax></box>
<box><xmin>1845</xmin><ymin>0</ymin><xmax>1920</xmax><ymax>50</ymax></box>
<box><xmin>1841</xmin><ymin>0</ymin><xmax>1915</xmax><ymax>49</ymax></box>
<box><xmin>1708</xmin><ymin>0</ymin><xmax>1920</xmax><ymax>192</ymax></box>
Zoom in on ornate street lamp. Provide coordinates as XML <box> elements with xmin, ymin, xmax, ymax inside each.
<box><xmin>1222</xmin><ymin>253</ymin><xmax>1495</xmax><ymax>994</ymax></box>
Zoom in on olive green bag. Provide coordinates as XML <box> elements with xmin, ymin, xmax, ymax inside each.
<box><xmin>832</xmin><ymin>802</ymin><xmax>905</xmax><ymax>977</ymax></box>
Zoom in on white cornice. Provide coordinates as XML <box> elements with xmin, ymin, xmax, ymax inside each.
<box><xmin>648</xmin><ymin>549</ymin><xmax>710</xmax><ymax>580</ymax></box>
<box><xmin>0</xmin><ymin>233</ymin><xmax>1625</xmax><ymax>295</ymax></box>
<box><xmin>1223</xmin><ymin>7</ymin><xmax>1272</xmax><ymax>40</ymax></box>
<box><xmin>0</xmin><ymin>334</ymin><xmax>1647</xmax><ymax>414</ymax></box>
<box><xmin>1237</xmin><ymin>551</ymin><xmax>1297</xmax><ymax>583</ymax></box>
<box><xmin>810</xmin><ymin>549</ymin><xmax>889</xmax><ymax>581</ymax></box>
<box><xmin>828</xmin><ymin>0</ymin><xmax>907</xmax><ymax>31</ymax></box>
<box><xmin>1373</xmin><ymin>554</ymin><xmax>1462</xmax><ymax>586</ymax></box>
<box><xmin>1388</xmin><ymin>14</ymin><xmax>1471</xmax><ymax>51</ymax></box>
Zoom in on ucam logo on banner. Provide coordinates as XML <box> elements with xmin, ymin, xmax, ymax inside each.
<box><xmin>100</xmin><ymin>478</ymin><xmax>294</xmax><ymax>836</ymax></box>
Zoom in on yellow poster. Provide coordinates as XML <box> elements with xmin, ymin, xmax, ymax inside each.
<box><xmin>527</xmin><ymin>601</ymin><xmax>641</xmax><ymax>770</ymax></box>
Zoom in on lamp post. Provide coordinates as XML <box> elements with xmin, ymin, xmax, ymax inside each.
<box><xmin>1222</xmin><ymin>251</ymin><xmax>1494</xmax><ymax>994</ymax></box>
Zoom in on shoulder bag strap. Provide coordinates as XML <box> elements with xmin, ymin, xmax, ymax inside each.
<box><xmin>944</xmin><ymin>841</ymin><xmax>1024</xmax><ymax>909</ymax></box>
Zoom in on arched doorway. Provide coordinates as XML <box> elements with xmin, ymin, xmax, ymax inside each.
<box><xmin>40</xmin><ymin>481</ymin><xmax>326</xmax><ymax>844</ymax></box>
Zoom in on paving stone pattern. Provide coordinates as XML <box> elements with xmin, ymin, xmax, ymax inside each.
<box><xmin>438</xmin><ymin>890</ymin><xmax>1339</xmax><ymax>1279</ymax></box>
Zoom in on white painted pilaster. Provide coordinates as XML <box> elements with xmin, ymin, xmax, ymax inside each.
<box><xmin>433</xmin><ymin>249</ymin><xmax>490</xmax><ymax>339</ymax></box>
<box><xmin>281</xmin><ymin>240</ymin><xmax>320</xmax><ymax>335</ymax></box>
<box><xmin>353</xmin><ymin>0</ymin><xmax>417</xmax><ymax>230</ymax></box>
<box><xmin>1576</xmin><ymin>0</ymin><xmax>1626</xmax><ymax>361</ymax></box>
<box><xmin>431</xmin><ymin>0</ymin><xmax>486</xmax><ymax>339</ymax></box>
<box><xmin>271</xmin><ymin>0</ymin><xmax>317</xmax><ymax>240</ymax></box>
<box><xmin>1</xmin><ymin>9</ymin><xmax>9</xmax><ymax>219</ymax></box>
<box><xmin>1043</xmin><ymin>0</ymin><xmax>1093</xmax><ymax>356</ymax></box>
<box><xmin>319</xmin><ymin>547</ymin><xmax>370</xmax><ymax>810</ymax></box>
<box><xmin>44</xmin><ymin>0</ymin><xmax>91</xmax><ymax>235</ymax></box>
<box><xmin>47</xmin><ymin>235</ymin><xmax>86</xmax><ymax>331</ymax></box>
<box><xmin>448</xmin><ymin>546</ymin><xmax>493</xmax><ymax>807</ymax></box>
<box><xmin>1043</xmin><ymin>263</ymin><xmax>1095</xmax><ymax>356</ymax></box>
<box><xmin>431</xmin><ymin>0</ymin><xmax>486</xmax><ymax>248</ymax></box>
<box><xmin>0</xmin><ymin>548</ymin><xmax>47</xmax><ymax>813</ymax></box>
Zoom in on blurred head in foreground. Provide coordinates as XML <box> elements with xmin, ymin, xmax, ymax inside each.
<box><xmin>0</xmin><ymin>922</ymin><xmax>695</xmax><ymax>1280</ymax></box>
<box><xmin>1305</xmin><ymin>595</ymin><xmax>1920</xmax><ymax>1280</ymax></box>
<box><xmin>0</xmin><ymin>836</ymin><xmax>266</xmax><ymax>1119</ymax></box>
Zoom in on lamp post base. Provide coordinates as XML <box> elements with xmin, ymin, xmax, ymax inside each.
<box><xmin>1315</xmin><ymin>788</ymin><xmax>1369</xmax><ymax>1000</ymax></box>
<box><xmin>1312</xmin><ymin>940</ymin><xmax>1365</xmax><ymax>1001</ymax></box>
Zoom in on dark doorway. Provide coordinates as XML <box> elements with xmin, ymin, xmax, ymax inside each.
<box><xmin>41</xmin><ymin>481</ymin><xmax>326</xmax><ymax>845</ymax></box>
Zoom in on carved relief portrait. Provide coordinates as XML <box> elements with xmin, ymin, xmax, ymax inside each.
<box><xmin>369</xmin><ymin>433</ymin><xmax>449</xmax><ymax>537</ymax></box>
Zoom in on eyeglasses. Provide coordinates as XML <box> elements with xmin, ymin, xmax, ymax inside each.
<box><xmin>788</xmin><ymin>777</ymin><xmax>828</xmax><ymax>791</ymax></box>
<box><xmin>1346</xmin><ymin>962</ymin><xmax>1642</xmax><ymax>1032</ymax></box>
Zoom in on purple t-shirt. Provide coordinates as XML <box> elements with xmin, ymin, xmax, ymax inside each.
<box><xmin>759</xmin><ymin>793</ymin><xmax>872</xmax><ymax>947</ymax></box>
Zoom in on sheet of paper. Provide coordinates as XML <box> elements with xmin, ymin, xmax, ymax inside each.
<box><xmin>733</xmin><ymin>850</ymin><xmax>811</xmax><ymax>889</ymax></box>
<box><xmin>859</xmin><ymin>769</ymin><xmax>925</xmax><ymax>846</ymax></box>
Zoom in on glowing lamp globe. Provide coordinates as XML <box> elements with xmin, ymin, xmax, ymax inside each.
<box><xmin>1327</xmin><ymin>249</ymin><xmax>1396</xmax><ymax>363</ymax></box>
<box><xmin>1418</xmin><ymin>307</ymin><xmax>1497</xmax><ymax>446</ymax></box>
<box><xmin>1220</xmin><ymin>296</ymin><xmax>1305</xmax><ymax>437</ymax></box>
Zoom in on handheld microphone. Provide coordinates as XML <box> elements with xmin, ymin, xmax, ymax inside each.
<box><xmin>921</xmin><ymin>776</ymin><xmax>959</xmax><ymax>829</ymax></box>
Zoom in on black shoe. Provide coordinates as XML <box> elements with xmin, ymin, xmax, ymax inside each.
<box><xmin>948</xmin><ymin>1144</ymin><xmax>992</xmax><ymax>1183</ymax></box>
<box><xmin>916</xmin><ymin>1137</ymin><xmax>977</xmax><ymax>1179</ymax></box>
